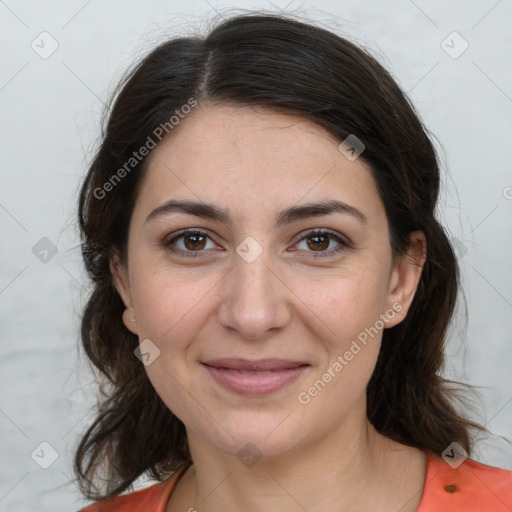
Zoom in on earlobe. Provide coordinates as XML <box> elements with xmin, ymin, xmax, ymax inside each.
<box><xmin>385</xmin><ymin>231</ymin><xmax>426</xmax><ymax>328</ymax></box>
<box><xmin>122</xmin><ymin>306</ymin><xmax>139</xmax><ymax>335</ymax></box>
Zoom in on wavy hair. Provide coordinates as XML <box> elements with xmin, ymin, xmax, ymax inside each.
<box><xmin>75</xmin><ymin>12</ymin><xmax>486</xmax><ymax>500</ymax></box>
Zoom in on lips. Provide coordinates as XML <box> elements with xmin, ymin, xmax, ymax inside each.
<box><xmin>202</xmin><ymin>358</ymin><xmax>308</xmax><ymax>372</ymax></box>
<box><xmin>201</xmin><ymin>358</ymin><xmax>310</xmax><ymax>396</ymax></box>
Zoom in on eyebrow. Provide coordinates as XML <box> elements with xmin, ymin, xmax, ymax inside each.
<box><xmin>145</xmin><ymin>198</ymin><xmax>367</xmax><ymax>227</ymax></box>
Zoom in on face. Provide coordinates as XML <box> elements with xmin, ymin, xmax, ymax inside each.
<box><xmin>112</xmin><ymin>104</ymin><xmax>425</xmax><ymax>459</ymax></box>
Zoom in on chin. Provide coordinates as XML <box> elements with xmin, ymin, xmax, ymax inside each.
<box><xmin>197</xmin><ymin>412</ymin><xmax>307</xmax><ymax>460</ymax></box>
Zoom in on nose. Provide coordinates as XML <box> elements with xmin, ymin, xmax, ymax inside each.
<box><xmin>217</xmin><ymin>247</ymin><xmax>292</xmax><ymax>341</ymax></box>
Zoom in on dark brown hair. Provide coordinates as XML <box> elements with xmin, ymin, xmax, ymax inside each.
<box><xmin>75</xmin><ymin>12</ymin><xmax>486</xmax><ymax>500</ymax></box>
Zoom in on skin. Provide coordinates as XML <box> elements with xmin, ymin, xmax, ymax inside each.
<box><xmin>112</xmin><ymin>104</ymin><xmax>428</xmax><ymax>512</ymax></box>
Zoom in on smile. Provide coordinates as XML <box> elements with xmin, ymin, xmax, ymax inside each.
<box><xmin>201</xmin><ymin>359</ymin><xmax>310</xmax><ymax>396</ymax></box>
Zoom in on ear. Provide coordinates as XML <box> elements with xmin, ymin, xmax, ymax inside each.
<box><xmin>384</xmin><ymin>230</ymin><xmax>426</xmax><ymax>328</ymax></box>
<box><xmin>110</xmin><ymin>252</ymin><xmax>139</xmax><ymax>335</ymax></box>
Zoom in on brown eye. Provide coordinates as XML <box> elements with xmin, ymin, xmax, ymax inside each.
<box><xmin>183</xmin><ymin>233</ymin><xmax>207</xmax><ymax>250</ymax></box>
<box><xmin>306</xmin><ymin>235</ymin><xmax>330</xmax><ymax>251</ymax></box>
<box><xmin>294</xmin><ymin>229</ymin><xmax>351</xmax><ymax>257</ymax></box>
<box><xmin>164</xmin><ymin>230</ymin><xmax>218</xmax><ymax>258</ymax></box>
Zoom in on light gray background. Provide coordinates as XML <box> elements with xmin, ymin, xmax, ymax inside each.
<box><xmin>1</xmin><ymin>0</ymin><xmax>511</xmax><ymax>510</ymax></box>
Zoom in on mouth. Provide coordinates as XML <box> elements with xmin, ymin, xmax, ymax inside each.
<box><xmin>201</xmin><ymin>358</ymin><xmax>310</xmax><ymax>395</ymax></box>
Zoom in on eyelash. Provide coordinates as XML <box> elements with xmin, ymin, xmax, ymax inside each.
<box><xmin>163</xmin><ymin>228</ymin><xmax>352</xmax><ymax>259</ymax></box>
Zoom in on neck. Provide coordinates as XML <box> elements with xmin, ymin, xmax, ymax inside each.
<box><xmin>181</xmin><ymin>414</ymin><xmax>425</xmax><ymax>512</ymax></box>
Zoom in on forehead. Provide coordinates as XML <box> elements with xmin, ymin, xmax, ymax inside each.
<box><xmin>135</xmin><ymin>104</ymin><xmax>384</xmax><ymax>226</ymax></box>
<box><xmin>154</xmin><ymin>103</ymin><xmax>341</xmax><ymax>163</ymax></box>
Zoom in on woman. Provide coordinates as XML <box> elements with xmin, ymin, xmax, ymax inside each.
<box><xmin>75</xmin><ymin>12</ymin><xmax>512</xmax><ymax>512</ymax></box>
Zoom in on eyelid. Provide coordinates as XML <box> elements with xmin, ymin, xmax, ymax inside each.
<box><xmin>163</xmin><ymin>227</ymin><xmax>353</xmax><ymax>258</ymax></box>
<box><xmin>290</xmin><ymin>228</ymin><xmax>353</xmax><ymax>257</ymax></box>
<box><xmin>293</xmin><ymin>227</ymin><xmax>352</xmax><ymax>246</ymax></box>
<box><xmin>163</xmin><ymin>228</ymin><xmax>222</xmax><ymax>258</ymax></box>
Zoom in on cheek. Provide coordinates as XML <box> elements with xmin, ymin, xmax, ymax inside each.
<box><xmin>132</xmin><ymin>271</ymin><xmax>213</xmax><ymax>424</ymax></box>
<box><xmin>295</xmin><ymin>273</ymin><xmax>385</xmax><ymax>416</ymax></box>
<box><xmin>299</xmin><ymin>265</ymin><xmax>390</xmax><ymax>345</ymax></box>
<box><xmin>143</xmin><ymin>360</ymin><xmax>214</xmax><ymax>433</ymax></box>
<box><xmin>131</xmin><ymin>263</ymin><xmax>217</xmax><ymax>342</ymax></box>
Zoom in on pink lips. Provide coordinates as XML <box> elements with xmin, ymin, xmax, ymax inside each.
<box><xmin>201</xmin><ymin>358</ymin><xmax>309</xmax><ymax>396</ymax></box>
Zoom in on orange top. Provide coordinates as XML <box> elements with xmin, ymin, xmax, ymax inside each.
<box><xmin>80</xmin><ymin>451</ymin><xmax>512</xmax><ymax>511</ymax></box>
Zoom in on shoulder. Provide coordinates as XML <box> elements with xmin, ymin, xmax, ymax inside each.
<box><xmin>417</xmin><ymin>451</ymin><xmax>512</xmax><ymax>511</ymax></box>
<box><xmin>77</xmin><ymin>466</ymin><xmax>189</xmax><ymax>512</ymax></box>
